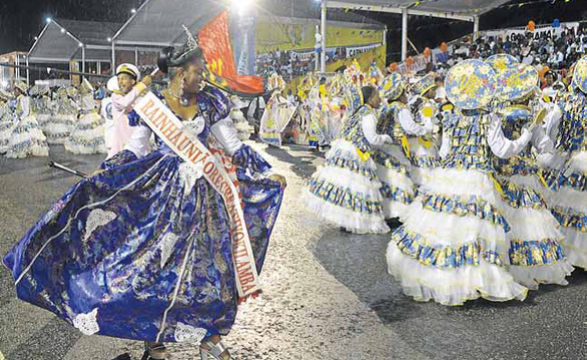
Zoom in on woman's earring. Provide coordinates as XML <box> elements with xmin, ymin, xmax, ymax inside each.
<box><xmin>180</xmin><ymin>74</ymin><xmax>189</xmax><ymax>106</ymax></box>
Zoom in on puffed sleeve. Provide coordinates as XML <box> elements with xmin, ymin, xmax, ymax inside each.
<box><xmin>111</xmin><ymin>83</ymin><xmax>147</xmax><ymax>112</ymax></box>
<box><xmin>202</xmin><ymin>87</ymin><xmax>232</xmax><ymax>125</ymax></box>
<box><xmin>541</xmin><ymin>103</ymin><xmax>562</xmax><ymax>143</ymax></box>
<box><xmin>532</xmin><ymin>126</ymin><xmax>554</xmax><ymax>155</ymax></box>
<box><xmin>438</xmin><ymin>114</ymin><xmax>456</xmax><ymax>159</ymax></box>
<box><xmin>123</xmin><ymin>124</ymin><xmax>152</xmax><ymax>158</ymax></box>
<box><xmin>487</xmin><ymin>114</ymin><xmax>532</xmax><ymax>159</ymax></box>
<box><xmin>398</xmin><ymin>108</ymin><xmax>433</xmax><ymax>136</ymax></box>
<box><xmin>362</xmin><ymin>113</ymin><xmax>391</xmax><ymax>147</ymax></box>
<box><xmin>210</xmin><ymin>118</ymin><xmax>244</xmax><ymax>156</ymax></box>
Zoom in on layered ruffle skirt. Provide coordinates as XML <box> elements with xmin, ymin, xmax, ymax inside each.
<box><xmin>65</xmin><ymin>112</ymin><xmax>107</xmax><ymax>155</ymax></box>
<box><xmin>548</xmin><ymin>152</ymin><xmax>587</xmax><ymax>269</ymax></box>
<box><xmin>372</xmin><ymin>145</ymin><xmax>415</xmax><ymax>220</ymax></box>
<box><xmin>496</xmin><ymin>173</ymin><xmax>573</xmax><ymax>289</ymax></box>
<box><xmin>387</xmin><ymin>168</ymin><xmax>528</xmax><ymax>305</ymax></box>
<box><xmin>303</xmin><ymin>139</ymin><xmax>389</xmax><ymax>234</ymax></box>
<box><xmin>43</xmin><ymin>113</ymin><xmax>75</xmax><ymax>144</ymax></box>
<box><xmin>406</xmin><ymin>138</ymin><xmax>440</xmax><ymax>186</ymax></box>
<box><xmin>5</xmin><ymin>115</ymin><xmax>49</xmax><ymax>158</ymax></box>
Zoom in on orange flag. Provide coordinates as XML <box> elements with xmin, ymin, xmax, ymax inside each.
<box><xmin>199</xmin><ymin>11</ymin><xmax>265</xmax><ymax>96</ymax></box>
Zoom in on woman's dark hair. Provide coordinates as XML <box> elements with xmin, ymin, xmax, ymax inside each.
<box><xmin>158</xmin><ymin>43</ymin><xmax>204</xmax><ymax>74</ymax></box>
<box><xmin>361</xmin><ymin>86</ymin><xmax>377</xmax><ymax>105</ymax></box>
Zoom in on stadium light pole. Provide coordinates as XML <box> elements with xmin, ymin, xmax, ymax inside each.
<box><xmin>401</xmin><ymin>8</ymin><xmax>408</xmax><ymax>61</ymax></box>
<box><xmin>320</xmin><ymin>0</ymin><xmax>327</xmax><ymax>73</ymax></box>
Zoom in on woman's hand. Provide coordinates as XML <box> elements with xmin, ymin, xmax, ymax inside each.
<box><xmin>268</xmin><ymin>174</ymin><xmax>287</xmax><ymax>188</ymax></box>
<box><xmin>141</xmin><ymin>75</ymin><xmax>153</xmax><ymax>87</ymax></box>
<box><xmin>86</xmin><ymin>169</ymin><xmax>104</xmax><ymax>178</ymax></box>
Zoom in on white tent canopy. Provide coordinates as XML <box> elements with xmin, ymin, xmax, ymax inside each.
<box><xmin>321</xmin><ymin>0</ymin><xmax>514</xmax><ymax>65</ymax></box>
<box><xmin>324</xmin><ymin>0</ymin><xmax>513</xmax><ymax>18</ymax></box>
<box><xmin>112</xmin><ymin>0</ymin><xmax>228</xmax><ymax>47</ymax></box>
<box><xmin>28</xmin><ymin>19</ymin><xmax>122</xmax><ymax>65</ymax></box>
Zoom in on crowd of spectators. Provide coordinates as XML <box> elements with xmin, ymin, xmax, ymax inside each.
<box><xmin>434</xmin><ymin>24</ymin><xmax>587</xmax><ymax>74</ymax></box>
<box><xmin>255</xmin><ymin>47</ymin><xmax>348</xmax><ymax>81</ymax></box>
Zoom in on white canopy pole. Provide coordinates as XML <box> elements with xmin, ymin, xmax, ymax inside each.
<box><xmin>26</xmin><ymin>55</ymin><xmax>30</xmax><ymax>87</ymax></box>
<box><xmin>320</xmin><ymin>0</ymin><xmax>327</xmax><ymax>73</ymax></box>
<box><xmin>401</xmin><ymin>8</ymin><xmax>408</xmax><ymax>61</ymax></box>
<box><xmin>473</xmin><ymin>16</ymin><xmax>480</xmax><ymax>41</ymax></box>
<box><xmin>82</xmin><ymin>46</ymin><xmax>86</xmax><ymax>74</ymax></box>
<box><xmin>111</xmin><ymin>41</ymin><xmax>116</xmax><ymax>75</ymax></box>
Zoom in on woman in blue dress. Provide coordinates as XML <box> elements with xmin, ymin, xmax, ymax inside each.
<box><xmin>3</xmin><ymin>40</ymin><xmax>286</xmax><ymax>360</ymax></box>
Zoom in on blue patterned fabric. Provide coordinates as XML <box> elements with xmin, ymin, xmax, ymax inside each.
<box><xmin>377</xmin><ymin>102</ymin><xmax>407</xmax><ymax>147</ymax></box>
<box><xmin>493</xmin><ymin>106</ymin><xmax>538</xmax><ymax>177</ymax></box>
<box><xmin>307</xmin><ymin>178</ymin><xmax>383</xmax><ymax>215</ymax></box>
<box><xmin>557</xmin><ymin>91</ymin><xmax>587</xmax><ymax>153</ymax></box>
<box><xmin>340</xmin><ymin>105</ymin><xmax>377</xmax><ymax>154</ymax></box>
<box><xmin>509</xmin><ymin>238</ymin><xmax>566</xmax><ymax>266</ymax></box>
<box><xmin>441</xmin><ymin>110</ymin><xmax>495</xmax><ymax>173</ymax></box>
<box><xmin>392</xmin><ymin>227</ymin><xmax>503</xmax><ymax>269</ymax></box>
<box><xmin>3</xmin><ymin>89</ymin><xmax>283</xmax><ymax>342</ymax></box>
<box><xmin>418</xmin><ymin>190</ymin><xmax>510</xmax><ymax>232</ymax></box>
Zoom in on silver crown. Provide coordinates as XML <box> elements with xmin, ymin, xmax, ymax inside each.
<box><xmin>182</xmin><ymin>25</ymin><xmax>199</xmax><ymax>50</ymax></box>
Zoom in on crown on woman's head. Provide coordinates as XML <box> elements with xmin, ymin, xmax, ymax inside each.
<box><xmin>182</xmin><ymin>25</ymin><xmax>199</xmax><ymax>50</ymax></box>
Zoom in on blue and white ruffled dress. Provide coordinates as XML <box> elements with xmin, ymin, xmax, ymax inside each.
<box><xmin>387</xmin><ymin>110</ymin><xmax>528</xmax><ymax>305</ymax></box>
<box><xmin>304</xmin><ymin>105</ymin><xmax>389</xmax><ymax>234</ymax></box>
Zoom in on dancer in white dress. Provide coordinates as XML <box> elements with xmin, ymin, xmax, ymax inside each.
<box><xmin>387</xmin><ymin>60</ymin><xmax>533</xmax><ymax>305</ymax></box>
<box><xmin>65</xmin><ymin>79</ymin><xmax>107</xmax><ymax>154</ymax></box>
<box><xmin>0</xmin><ymin>89</ymin><xmax>15</xmax><ymax>154</ymax></box>
<box><xmin>490</xmin><ymin>63</ymin><xmax>572</xmax><ymax>289</ymax></box>
<box><xmin>373</xmin><ymin>73</ymin><xmax>416</xmax><ymax>221</ymax></box>
<box><xmin>304</xmin><ymin>85</ymin><xmax>392</xmax><ymax>234</ymax></box>
<box><xmin>44</xmin><ymin>87</ymin><xmax>76</xmax><ymax>144</ymax></box>
<box><xmin>547</xmin><ymin>57</ymin><xmax>587</xmax><ymax>269</ymax></box>
<box><xmin>5</xmin><ymin>81</ymin><xmax>49</xmax><ymax>158</ymax></box>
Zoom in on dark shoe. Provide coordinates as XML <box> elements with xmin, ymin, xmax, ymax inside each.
<box><xmin>340</xmin><ymin>226</ymin><xmax>353</xmax><ymax>234</ymax></box>
<box><xmin>141</xmin><ymin>342</ymin><xmax>166</xmax><ymax>360</ymax></box>
<box><xmin>386</xmin><ymin>218</ymin><xmax>402</xmax><ymax>229</ymax></box>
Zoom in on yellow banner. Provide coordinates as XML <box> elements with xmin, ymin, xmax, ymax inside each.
<box><xmin>256</xmin><ymin>21</ymin><xmax>384</xmax><ymax>53</ymax></box>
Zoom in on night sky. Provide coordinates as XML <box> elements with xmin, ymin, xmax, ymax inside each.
<box><xmin>1</xmin><ymin>0</ymin><xmax>586</xmax><ymax>58</ymax></box>
<box><xmin>0</xmin><ymin>0</ymin><xmax>145</xmax><ymax>54</ymax></box>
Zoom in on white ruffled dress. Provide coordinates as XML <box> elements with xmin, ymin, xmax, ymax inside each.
<box><xmin>44</xmin><ymin>94</ymin><xmax>76</xmax><ymax>144</ymax></box>
<box><xmin>373</xmin><ymin>102</ymin><xmax>415</xmax><ymax>220</ymax></box>
<box><xmin>492</xmin><ymin>105</ymin><xmax>572</xmax><ymax>289</ymax></box>
<box><xmin>5</xmin><ymin>95</ymin><xmax>49</xmax><ymax>158</ymax></box>
<box><xmin>65</xmin><ymin>94</ymin><xmax>107</xmax><ymax>154</ymax></box>
<box><xmin>304</xmin><ymin>105</ymin><xmax>390</xmax><ymax>234</ymax></box>
<box><xmin>387</xmin><ymin>109</ymin><xmax>528</xmax><ymax>305</ymax></box>
<box><xmin>0</xmin><ymin>102</ymin><xmax>15</xmax><ymax>154</ymax></box>
<box><xmin>548</xmin><ymin>90</ymin><xmax>587</xmax><ymax>269</ymax></box>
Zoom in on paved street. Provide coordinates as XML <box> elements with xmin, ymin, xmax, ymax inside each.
<box><xmin>1</xmin><ymin>143</ymin><xmax>587</xmax><ymax>360</ymax></box>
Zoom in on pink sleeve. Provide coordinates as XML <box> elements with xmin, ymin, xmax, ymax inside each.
<box><xmin>112</xmin><ymin>83</ymin><xmax>146</xmax><ymax>112</ymax></box>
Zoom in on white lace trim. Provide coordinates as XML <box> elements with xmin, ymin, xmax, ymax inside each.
<box><xmin>84</xmin><ymin>209</ymin><xmax>117</xmax><ymax>241</ymax></box>
<box><xmin>178</xmin><ymin>162</ymin><xmax>203</xmax><ymax>190</ymax></box>
<box><xmin>174</xmin><ymin>322</ymin><xmax>207</xmax><ymax>343</ymax></box>
<box><xmin>158</xmin><ymin>233</ymin><xmax>179</xmax><ymax>269</ymax></box>
<box><xmin>73</xmin><ymin>308</ymin><xmax>100</xmax><ymax>335</ymax></box>
<box><xmin>182</xmin><ymin>116</ymin><xmax>206</xmax><ymax>138</ymax></box>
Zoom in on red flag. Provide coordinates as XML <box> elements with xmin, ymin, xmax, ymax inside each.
<box><xmin>199</xmin><ymin>11</ymin><xmax>265</xmax><ymax>96</ymax></box>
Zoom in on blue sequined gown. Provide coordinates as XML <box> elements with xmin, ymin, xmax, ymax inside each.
<box><xmin>387</xmin><ymin>109</ymin><xmax>528</xmax><ymax>305</ymax></box>
<box><xmin>3</xmin><ymin>88</ymin><xmax>284</xmax><ymax>343</ymax></box>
